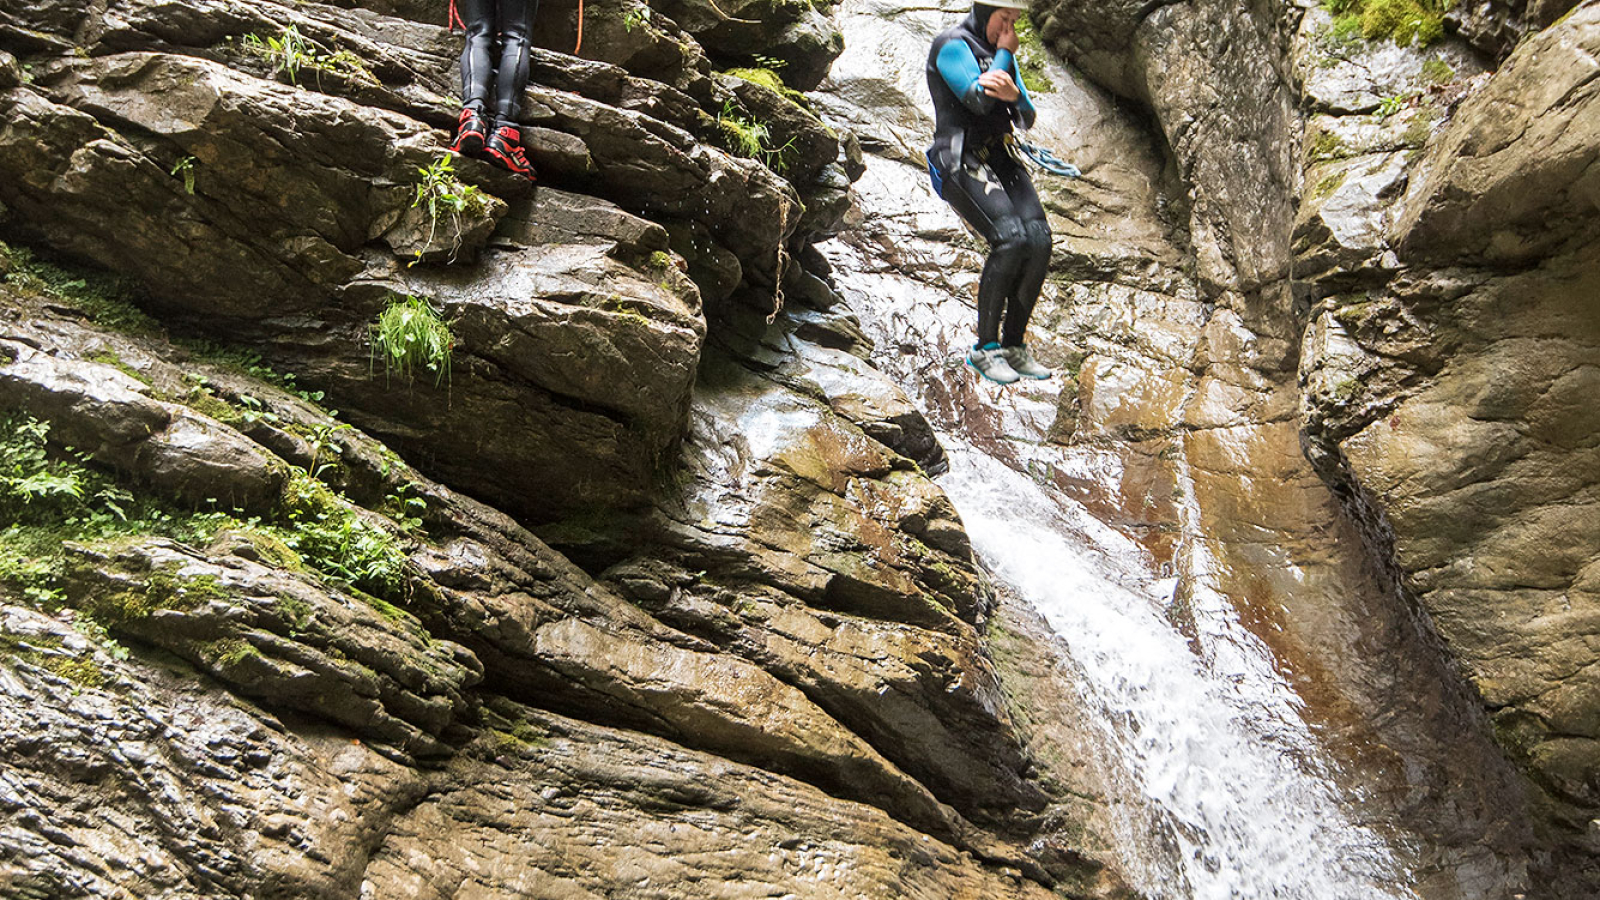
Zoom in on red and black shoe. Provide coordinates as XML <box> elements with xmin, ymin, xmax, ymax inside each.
<box><xmin>485</xmin><ymin>124</ymin><xmax>536</xmax><ymax>180</ymax></box>
<box><xmin>450</xmin><ymin>107</ymin><xmax>489</xmax><ymax>157</ymax></box>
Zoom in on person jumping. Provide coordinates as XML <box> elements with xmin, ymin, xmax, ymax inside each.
<box><xmin>449</xmin><ymin>0</ymin><xmax>538</xmax><ymax>179</ymax></box>
<box><xmin>926</xmin><ymin>1</ymin><xmax>1055</xmax><ymax>384</ymax></box>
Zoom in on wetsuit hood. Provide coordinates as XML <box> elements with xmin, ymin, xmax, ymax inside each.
<box><xmin>969</xmin><ymin>0</ymin><xmax>1029</xmax><ymax>36</ymax></box>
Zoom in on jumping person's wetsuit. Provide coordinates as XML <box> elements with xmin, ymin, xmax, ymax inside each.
<box><xmin>927</xmin><ymin>3</ymin><xmax>1052</xmax><ymax>380</ymax></box>
<box><xmin>450</xmin><ymin>0</ymin><xmax>537</xmax><ymax>177</ymax></box>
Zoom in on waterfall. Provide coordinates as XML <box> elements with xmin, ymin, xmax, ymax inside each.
<box><xmin>938</xmin><ymin>442</ymin><xmax>1416</xmax><ymax>899</ymax></box>
<box><xmin>815</xmin><ymin>4</ymin><xmax>1422</xmax><ymax>892</ymax></box>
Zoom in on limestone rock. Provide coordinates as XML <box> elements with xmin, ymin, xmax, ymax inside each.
<box><xmin>1390</xmin><ymin>4</ymin><xmax>1600</xmax><ymax>266</ymax></box>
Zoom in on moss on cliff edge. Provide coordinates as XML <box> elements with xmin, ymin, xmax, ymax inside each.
<box><xmin>1323</xmin><ymin>0</ymin><xmax>1454</xmax><ymax>46</ymax></box>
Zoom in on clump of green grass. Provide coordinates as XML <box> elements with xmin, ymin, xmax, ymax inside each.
<box><xmin>370</xmin><ymin>294</ymin><xmax>454</xmax><ymax>387</ymax></box>
<box><xmin>237</xmin><ymin>25</ymin><xmax>377</xmax><ymax>88</ymax></box>
<box><xmin>411</xmin><ymin>155</ymin><xmax>490</xmax><ymax>263</ymax></box>
<box><xmin>716</xmin><ymin>101</ymin><xmax>796</xmax><ymax>174</ymax></box>
<box><xmin>1323</xmin><ymin>0</ymin><xmax>1453</xmax><ymax>47</ymax></box>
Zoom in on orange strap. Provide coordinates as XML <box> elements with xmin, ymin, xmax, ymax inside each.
<box><xmin>574</xmin><ymin>0</ymin><xmax>584</xmax><ymax>54</ymax></box>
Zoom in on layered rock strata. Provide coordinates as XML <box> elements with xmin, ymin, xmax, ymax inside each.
<box><xmin>0</xmin><ymin>0</ymin><xmax>1123</xmax><ymax>896</ymax></box>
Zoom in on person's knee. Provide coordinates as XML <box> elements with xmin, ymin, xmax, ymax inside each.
<box><xmin>1023</xmin><ymin>219</ymin><xmax>1052</xmax><ymax>260</ymax></box>
<box><xmin>991</xmin><ymin>217</ymin><xmax>1029</xmax><ymax>260</ymax></box>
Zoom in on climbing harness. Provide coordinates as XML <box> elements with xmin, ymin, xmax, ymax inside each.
<box><xmin>1013</xmin><ymin>137</ymin><xmax>1080</xmax><ymax>178</ymax></box>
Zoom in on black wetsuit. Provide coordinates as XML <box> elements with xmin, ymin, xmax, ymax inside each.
<box><xmin>926</xmin><ymin>6</ymin><xmax>1051</xmax><ymax>349</ymax></box>
<box><xmin>459</xmin><ymin>0</ymin><xmax>537</xmax><ymax>121</ymax></box>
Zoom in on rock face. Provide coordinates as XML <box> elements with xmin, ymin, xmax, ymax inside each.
<box><xmin>0</xmin><ymin>0</ymin><xmax>1118</xmax><ymax>897</ymax></box>
<box><xmin>1021</xmin><ymin>0</ymin><xmax>1600</xmax><ymax>893</ymax></box>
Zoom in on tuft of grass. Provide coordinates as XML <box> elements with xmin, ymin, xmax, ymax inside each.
<box><xmin>370</xmin><ymin>294</ymin><xmax>454</xmax><ymax>387</ymax></box>
<box><xmin>715</xmin><ymin>101</ymin><xmax>796</xmax><ymax>174</ymax></box>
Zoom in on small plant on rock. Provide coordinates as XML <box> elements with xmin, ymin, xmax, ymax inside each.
<box><xmin>623</xmin><ymin>4</ymin><xmax>653</xmax><ymax>32</ymax></box>
<box><xmin>370</xmin><ymin>294</ymin><xmax>454</xmax><ymax>387</ymax></box>
<box><xmin>238</xmin><ymin>25</ymin><xmax>377</xmax><ymax>88</ymax></box>
<box><xmin>716</xmin><ymin>101</ymin><xmax>796</xmax><ymax>174</ymax></box>
<box><xmin>170</xmin><ymin>156</ymin><xmax>197</xmax><ymax>195</ymax></box>
<box><xmin>240</xmin><ymin>25</ymin><xmax>316</xmax><ymax>85</ymax></box>
<box><xmin>1376</xmin><ymin>91</ymin><xmax>1413</xmax><ymax>118</ymax></box>
<box><xmin>411</xmin><ymin>155</ymin><xmax>489</xmax><ymax>263</ymax></box>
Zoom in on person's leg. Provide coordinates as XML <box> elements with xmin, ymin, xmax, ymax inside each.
<box><xmin>994</xmin><ymin>156</ymin><xmax>1052</xmax><ymax>347</ymax></box>
<box><xmin>493</xmin><ymin>0</ymin><xmax>538</xmax><ymax>121</ymax></box>
<box><xmin>458</xmin><ymin>0</ymin><xmax>498</xmax><ymax>114</ymax></box>
<box><xmin>451</xmin><ymin>0</ymin><xmax>498</xmax><ymax>153</ymax></box>
<box><xmin>942</xmin><ymin>164</ymin><xmax>1026</xmax><ymax>349</ymax></box>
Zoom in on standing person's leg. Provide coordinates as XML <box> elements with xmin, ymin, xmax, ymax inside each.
<box><xmin>484</xmin><ymin>0</ymin><xmax>538</xmax><ymax>177</ymax></box>
<box><xmin>941</xmin><ymin>159</ymin><xmax>1029</xmax><ymax>383</ymax></box>
<box><xmin>452</xmin><ymin>0</ymin><xmax>498</xmax><ymax>154</ymax></box>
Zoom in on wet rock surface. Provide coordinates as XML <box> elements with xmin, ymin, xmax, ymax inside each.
<box><xmin>3</xmin><ymin>0</ymin><xmax>1596</xmax><ymax>896</ymax></box>
<box><xmin>0</xmin><ymin>0</ymin><xmax>1096</xmax><ymax>896</ymax></box>
<box><xmin>819</xmin><ymin>0</ymin><xmax>1596</xmax><ymax>895</ymax></box>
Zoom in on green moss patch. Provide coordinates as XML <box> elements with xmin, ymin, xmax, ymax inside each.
<box><xmin>0</xmin><ymin>241</ymin><xmax>159</xmax><ymax>334</ymax></box>
<box><xmin>1014</xmin><ymin>15</ymin><xmax>1056</xmax><ymax>94</ymax></box>
<box><xmin>0</xmin><ymin>629</ymin><xmax>107</xmax><ymax>688</ymax></box>
<box><xmin>1323</xmin><ymin>0</ymin><xmax>1454</xmax><ymax>47</ymax></box>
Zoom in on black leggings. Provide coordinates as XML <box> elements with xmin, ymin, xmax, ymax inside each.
<box><xmin>460</xmin><ymin>0</ymin><xmax>538</xmax><ymax>121</ymax></box>
<box><xmin>941</xmin><ymin>149</ymin><xmax>1051</xmax><ymax>347</ymax></box>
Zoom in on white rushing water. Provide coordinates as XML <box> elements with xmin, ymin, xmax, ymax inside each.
<box><xmin>937</xmin><ymin>441</ymin><xmax>1416</xmax><ymax>900</ymax></box>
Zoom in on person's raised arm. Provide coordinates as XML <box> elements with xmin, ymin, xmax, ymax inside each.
<box><xmin>937</xmin><ymin>39</ymin><xmax>998</xmax><ymax>114</ymax></box>
<box><xmin>993</xmin><ymin>48</ymin><xmax>1037</xmax><ymax>129</ymax></box>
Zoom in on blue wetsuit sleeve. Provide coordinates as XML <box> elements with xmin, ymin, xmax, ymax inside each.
<box><xmin>937</xmin><ymin>39</ymin><xmax>996</xmax><ymax>115</ymax></box>
<box><xmin>993</xmin><ymin>48</ymin><xmax>1037</xmax><ymax>129</ymax></box>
